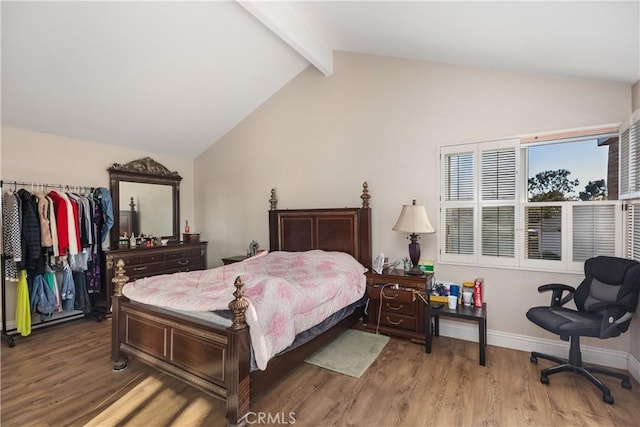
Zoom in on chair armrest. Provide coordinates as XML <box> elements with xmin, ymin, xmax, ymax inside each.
<box><xmin>587</xmin><ymin>301</ymin><xmax>637</xmax><ymax>338</ymax></box>
<box><xmin>537</xmin><ymin>283</ymin><xmax>576</xmax><ymax>307</ymax></box>
<box><xmin>586</xmin><ymin>301</ymin><xmax>635</xmax><ymax>314</ymax></box>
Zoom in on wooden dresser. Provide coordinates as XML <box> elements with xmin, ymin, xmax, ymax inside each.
<box><xmin>365</xmin><ymin>269</ymin><xmax>433</xmax><ymax>341</ymax></box>
<box><xmin>103</xmin><ymin>242</ymin><xmax>208</xmax><ymax>299</ymax></box>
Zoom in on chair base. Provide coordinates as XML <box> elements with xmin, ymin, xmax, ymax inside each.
<box><xmin>530</xmin><ymin>351</ymin><xmax>632</xmax><ymax>404</ymax></box>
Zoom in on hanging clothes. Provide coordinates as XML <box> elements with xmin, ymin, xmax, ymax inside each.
<box><xmin>46</xmin><ymin>191</ymin><xmax>69</xmax><ymax>256</ymax></box>
<box><xmin>16</xmin><ymin>189</ymin><xmax>44</xmax><ymax>276</ymax></box>
<box><xmin>44</xmin><ymin>269</ymin><xmax>62</xmax><ymax>312</ymax></box>
<box><xmin>35</xmin><ymin>192</ymin><xmax>54</xmax><ymax>249</ymax></box>
<box><xmin>95</xmin><ymin>187</ymin><xmax>114</xmax><ymax>243</ymax></box>
<box><xmin>2</xmin><ymin>182</ymin><xmax>112</xmax><ymax>338</ymax></box>
<box><xmin>60</xmin><ymin>267</ymin><xmax>75</xmax><ymax>312</ymax></box>
<box><xmin>86</xmin><ymin>193</ymin><xmax>102</xmax><ymax>294</ymax></box>
<box><xmin>29</xmin><ymin>274</ymin><xmax>56</xmax><ymax>316</ymax></box>
<box><xmin>44</xmin><ymin>195</ymin><xmax>59</xmax><ymax>257</ymax></box>
<box><xmin>15</xmin><ymin>270</ymin><xmax>31</xmax><ymax>336</ymax></box>
<box><xmin>2</xmin><ymin>190</ymin><xmax>22</xmax><ymax>282</ymax></box>
<box><xmin>72</xmin><ymin>271</ymin><xmax>91</xmax><ymax>314</ymax></box>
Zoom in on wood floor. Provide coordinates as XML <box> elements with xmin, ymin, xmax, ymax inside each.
<box><xmin>1</xmin><ymin>319</ymin><xmax>639</xmax><ymax>427</ymax></box>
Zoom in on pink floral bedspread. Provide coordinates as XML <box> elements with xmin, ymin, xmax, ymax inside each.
<box><xmin>122</xmin><ymin>250</ymin><xmax>366</xmax><ymax>370</ymax></box>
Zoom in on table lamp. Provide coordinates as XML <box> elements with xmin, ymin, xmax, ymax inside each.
<box><xmin>392</xmin><ymin>200</ymin><xmax>435</xmax><ymax>275</ymax></box>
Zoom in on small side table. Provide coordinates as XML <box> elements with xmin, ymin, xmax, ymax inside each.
<box><xmin>425</xmin><ymin>302</ymin><xmax>488</xmax><ymax>366</ymax></box>
<box><xmin>221</xmin><ymin>255</ymin><xmax>248</xmax><ymax>265</ymax></box>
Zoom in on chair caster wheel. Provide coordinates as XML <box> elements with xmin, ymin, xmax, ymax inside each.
<box><xmin>603</xmin><ymin>394</ymin><xmax>614</xmax><ymax>404</ymax></box>
<box><xmin>530</xmin><ymin>356</ymin><xmax>537</xmax><ymax>364</ymax></box>
<box><xmin>540</xmin><ymin>374</ymin><xmax>549</xmax><ymax>385</ymax></box>
<box><xmin>622</xmin><ymin>380</ymin><xmax>632</xmax><ymax>389</ymax></box>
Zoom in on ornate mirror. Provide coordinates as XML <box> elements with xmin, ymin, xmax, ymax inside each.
<box><xmin>108</xmin><ymin>157</ymin><xmax>182</xmax><ymax>249</ymax></box>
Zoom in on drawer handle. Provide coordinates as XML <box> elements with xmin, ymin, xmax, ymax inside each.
<box><xmin>177</xmin><ymin>260</ymin><xmax>190</xmax><ymax>266</ymax></box>
<box><xmin>385</xmin><ymin>316</ymin><xmax>403</xmax><ymax>326</ymax></box>
<box><xmin>386</xmin><ymin>303</ymin><xmax>404</xmax><ymax>311</ymax></box>
<box><xmin>383</xmin><ymin>292</ymin><xmax>398</xmax><ymax>300</ymax></box>
<box><xmin>133</xmin><ymin>266</ymin><xmax>147</xmax><ymax>271</ymax></box>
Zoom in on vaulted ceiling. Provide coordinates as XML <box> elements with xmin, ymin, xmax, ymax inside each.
<box><xmin>2</xmin><ymin>1</ymin><xmax>638</xmax><ymax>159</ymax></box>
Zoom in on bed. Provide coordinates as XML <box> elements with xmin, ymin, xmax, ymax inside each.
<box><xmin>110</xmin><ymin>182</ymin><xmax>372</xmax><ymax>425</ymax></box>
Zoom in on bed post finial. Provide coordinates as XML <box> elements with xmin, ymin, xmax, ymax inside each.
<box><xmin>112</xmin><ymin>259</ymin><xmax>129</xmax><ymax>297</ymax></box>
<box><xmin>229</xmin><ymin>276</ymin><xmax>249</xmax><ymax>330</ymax></box>
<box><xmin>269</xmin><ymin>188</ymin><xmax>278</xmax><ymax>210</ymax></box>
<box><xmin>360</xmin><ymin>181</ymin><xmax>370</xmax><ymax>209</ymax></box>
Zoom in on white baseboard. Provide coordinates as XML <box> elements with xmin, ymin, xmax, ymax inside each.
<box><xmin>628</xmin><ymin>352</ymin><xmax>640</xmax><ymax>384</ymax></box>
<box><xmin>437</xmin><ymin>319</ymin><xmax>634</xmax><ymax>376</ymax></box>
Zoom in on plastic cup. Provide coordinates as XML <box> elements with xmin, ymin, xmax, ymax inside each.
<box><xmin>463</xmin><ymin>290</ymin><xmax>473</xmax><ymax>306</ymax></box>
<box><xmin>449</xmin><ymin>284</ymin><xmax>460</xmax><ymax>297</ymax></box>
<box><xmin>448</xmin><ymin>295</ymin><xmax>458</xmax><ymax>309</ymax></box>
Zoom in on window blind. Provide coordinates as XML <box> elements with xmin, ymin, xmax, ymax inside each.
<box><xmin>572</xmin><ymin>204</ymin><xmax>616</xmax><ymax>262</ymax></box>
<box><xmin>481</xmin><ymin>148</ymin><xmax>516</xmax><ymax>201</ymax></box>
<box><xmin>481</xmin><ymin>206</ymin><xmax>515</xmax><ymax>257</ymax></box>
<box><xmin>445</xmin><ymin>207</ymin><xmax>474</xmax><ymax>255</ymax></box>
<box><xmin>444</xmin><ymin>152</ymin><xmax>474</xmax><ymax>201</ymax></box>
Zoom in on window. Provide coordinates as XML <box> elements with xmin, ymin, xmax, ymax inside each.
<box><xmin>440</xmin><ymin>131</ymin><xmax>622</xmax><ymax>272</ymax></box>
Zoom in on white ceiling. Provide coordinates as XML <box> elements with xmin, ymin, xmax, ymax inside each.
<box><xmin>2</xmin><ymin>1</ymin><xmax>638</xmax><ymax>159</ymax></box>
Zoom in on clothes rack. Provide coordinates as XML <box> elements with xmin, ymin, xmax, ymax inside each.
<box><xmin>1</xmin><ymin>179</ymin><xmax>106</xmax><ymax>347</ymax></box>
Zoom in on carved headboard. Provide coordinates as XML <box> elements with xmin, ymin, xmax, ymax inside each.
<box><xmin>267</xmin><ymin>182</ymin><xmax>372</xmax><ymax>269</ymax></box>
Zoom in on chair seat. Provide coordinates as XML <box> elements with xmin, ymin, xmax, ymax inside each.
<box><xmin>526</xmin><ymin>306</ymin><xmax>601</xmax><ymax>337</ymax></box>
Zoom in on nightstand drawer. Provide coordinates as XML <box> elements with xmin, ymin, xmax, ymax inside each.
<box><xmin>381</xmin><ymin>300</ymin><xmax>415</xmax><ymax>315</ymax></box>
<box><xmin>379</xmin><ymin>313</ymin><xmax>416</xmax><ymax>331</ymax></box>
<box><xmin>368</xmin><ymin>286</ymin><xmax>416</xmax><ymax>304</ymax></box>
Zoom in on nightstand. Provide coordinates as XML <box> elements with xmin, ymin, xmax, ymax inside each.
<box><xmin>221</xmin><ymin>255</ymin><xmax>248</xmax><ymax>265</ymax></box>
<box><xmin>365</xmin><ymin>269</ymin><xmax>434</xmax><ymax>341</ymax></box>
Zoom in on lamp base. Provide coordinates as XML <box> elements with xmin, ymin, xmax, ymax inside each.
<box><xmin>406</xmin><ymin>266</ymin><xmax>425</xmax><ymax>276</ymax></box>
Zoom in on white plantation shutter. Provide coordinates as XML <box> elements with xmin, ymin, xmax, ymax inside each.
<box><xmin>441</xmin><ymin>146</ymin><xmax>476</xmax><ymax>262</ymax></box>
<box><xmin>620</xmin><ymin>110</ymin><xmax>640</xmax><ymax>199</ymax></box>
<box><xmin>482</xmin><ymin>206</ymin><xmax>515</xmax><ymax>257</ymax></box>
<box><xmin>620</xmin><ymin>127</ymin><xmax>630</xmax><ymax>195</ymax></box>
<box><xmin>627</xmin><ymin>202</ymin><xmax>640</xmax><ymax>262</ymax></box>
<box><xmin>445</xmin><ymin>207</ymin><xmax>474</xmax><ymax>255</ymax></box>
<box><xmin>572</xmin><ymin>204</ymin><xmax>617</xmax><ymax>262</ymax></box>
<box><xmin>524</xmin><ymin>205</ymin><xmax>562</xmax><ymax>261</ymax></box>
<box><xmin>444</xmin><ymin>152</ymin><xmax>474</xmax><ymax>201</ymax></box>
<box><xmin>481</xmin><ymin>148</ymin><xmax>516</xmax><ymax>201</ymax></box>
<box><xmin>480</xmin><ymin>146</ymin><xmax>517</xmax><ymax>260</ymax></box>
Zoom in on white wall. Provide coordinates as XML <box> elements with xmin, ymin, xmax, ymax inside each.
<box><xmin>0</xmin><ymin>126</ymin><xmax>195</xmax><ymax>322</ymax></box>
<box><xmin>195</xmin><ymin>51</ymin><xmax>633</xmax><ymax>352</ymax></box>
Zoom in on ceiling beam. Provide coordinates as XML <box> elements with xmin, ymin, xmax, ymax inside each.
<box><xmin>237</xmin><ymin>1</ymin><xmax>333</xmax><ymax>76</ymax></box>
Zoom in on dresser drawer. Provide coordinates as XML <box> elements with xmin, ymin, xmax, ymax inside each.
<box><xmin>378</xmin><ymin>313</ymin><xmax>416</xmax><ymax>331</ymax></box>
<box><xmin>138</xmin><ymin>253</ymin><xmax>163</xmax><ymax>264</ymax></box>
<box><xmin>127</xmin><ymin>262</ymin><xmax>165</xmax><ymax>279</ymax></box>
<box><xmin>368</xmin><ymin>286</ymin><xmax>416</xmax><ymax>304</ymax></box>
<box><xmin>165</xmin><ymin>256</ymin><xmax>201</xmax><ymax>271</ymax></box>
<box><xmin>164</xmin><ymin>248</ymin><xmax>201</xmax><ymax>261</ymax></box>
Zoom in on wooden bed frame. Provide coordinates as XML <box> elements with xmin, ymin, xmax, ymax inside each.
<box><xmin>111</xmin><ymin>182</ymin><xmax>372</xmax><ymax>425</ymax></box>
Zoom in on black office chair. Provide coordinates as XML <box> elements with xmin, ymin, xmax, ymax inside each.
<box><xmin>526</xmin><ymin>256</ymin><xmax>640</xmax><ymax>404</ymax></box>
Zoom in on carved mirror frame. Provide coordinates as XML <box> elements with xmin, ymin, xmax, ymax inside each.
<box><xmin>108</xmin><ymin>157</ymin><xmax>182</xmax><ymax>249</ymax></box>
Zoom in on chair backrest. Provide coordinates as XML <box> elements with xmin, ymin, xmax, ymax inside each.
<box><xmin>574</xmin><ymin>256</ymin><xmax>640</xmax><ymax>334</ymax></box>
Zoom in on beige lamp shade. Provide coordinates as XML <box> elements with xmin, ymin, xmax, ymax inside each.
<box><xmin>392</xmin><ymin>200</ymin><xmax>435</xmax><ymax>234</ymax></box>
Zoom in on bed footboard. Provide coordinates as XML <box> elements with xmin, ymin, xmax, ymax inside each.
<box><xmin>111</xmin><ymin>261</ymin><xmax>251</xmax><ymax>425</ymax></box>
